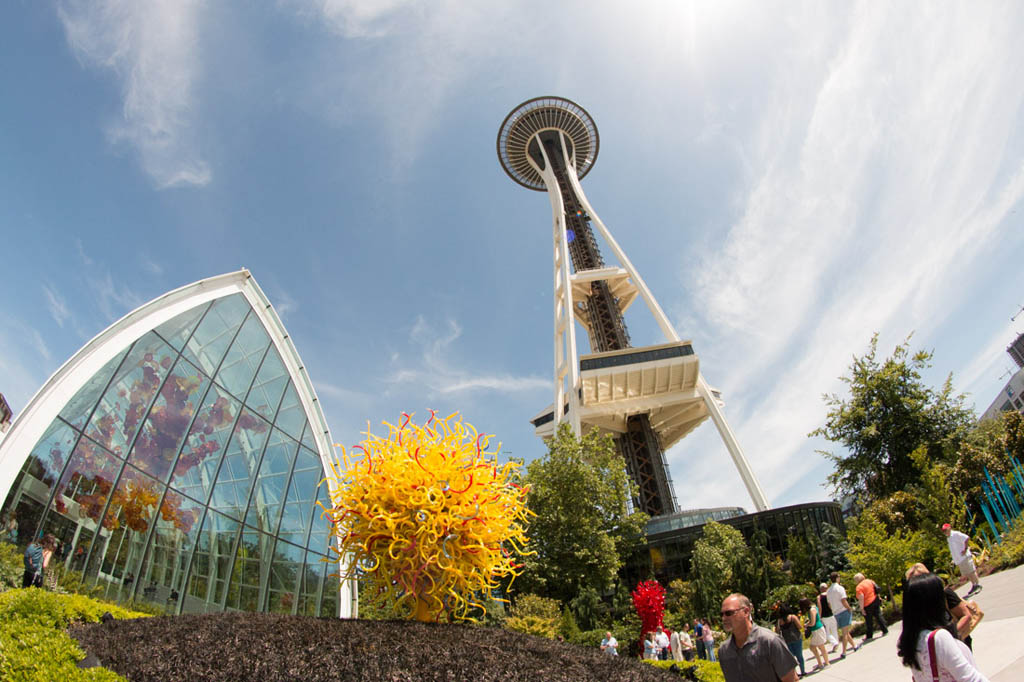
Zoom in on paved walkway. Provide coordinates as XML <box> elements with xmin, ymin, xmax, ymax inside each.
<box><xmin>805</xmin><ymin>563</ymin><xmax>1024</xmax><ymax>681</ymax></box>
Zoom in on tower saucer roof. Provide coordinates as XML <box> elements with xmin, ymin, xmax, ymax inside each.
<box><xmin>496</xmin><ymin>96</ymin><xmax>599</xmax><ymax>191</ymax></box>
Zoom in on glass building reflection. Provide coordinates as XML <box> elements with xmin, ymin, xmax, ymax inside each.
<box><xmin>0</xmin><ymin>271</ymin><xmax>353</xmax><ymax>617</ymax></box>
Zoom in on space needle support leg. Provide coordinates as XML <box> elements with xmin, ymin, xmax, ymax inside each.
<box><xmin>532</xmin><ymin>135</ymin><xmax>582</xmax><ymax>435</ymax></box>
<box><xmin>563</xmin><ymin>163</ymin><xmax>770</xmax><ymax>512</ymax></box>
<box><xmin>697</xmin><ymin>377</ymin><xmax>770</xmax><ymax>511</ymax></box>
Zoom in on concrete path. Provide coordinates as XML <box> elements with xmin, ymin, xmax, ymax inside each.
<box><xmin>801</xmin><ymin>563</ymin><xmax>1024</xmax><ymax>681</ymax></box>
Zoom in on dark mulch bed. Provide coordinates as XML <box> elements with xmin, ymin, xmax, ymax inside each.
<box><xmin>70</xmin><ymin>613</ymin><xmax>679</xmax><ymax>682</ymax></box>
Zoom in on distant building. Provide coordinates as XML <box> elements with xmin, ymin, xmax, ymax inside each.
<box><xmin>0</xmin><ymin>393</ymin><xmax>11</xmax><ymax>433</ymax></box>
<box><xmin>982</xmin><ymin>367</ymin><xmax>1024</xmax><ymax>421</ymax></box>
<box><xmin>981</xmin><ymin>331</ymin><xmax>1024</xmax><ymax>421</ymax></box>
<box><xmin>1008</xmin><ymin>332</ymin><xmax>1024</xmax><ymax>370</ymax></box>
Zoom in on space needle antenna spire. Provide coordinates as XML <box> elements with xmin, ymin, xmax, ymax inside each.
<box><xmin>497</xmin><ymin>96</ymin><xmax>769</xmax><ymax>514</ymax></box>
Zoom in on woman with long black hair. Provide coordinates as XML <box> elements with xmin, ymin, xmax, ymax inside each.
<box><xmin>898</xmin><ymin>574</ymin><xmax>988</xmax><ymax>681</ymax></box>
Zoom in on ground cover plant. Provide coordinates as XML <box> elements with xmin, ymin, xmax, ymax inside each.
<box><xmin>643</xmin><ymin>659</ymin><xmax>726</xmax><ymax>682</ymax></box>
<box><xmin>0</xmin><ymin>588</ymin><xmax>148</xmax><ymax>681</ymax></box>
<box><xmin>71</xmin><ymin>612</ymin><xmax>684</xmax><ymax>682</ymax></box>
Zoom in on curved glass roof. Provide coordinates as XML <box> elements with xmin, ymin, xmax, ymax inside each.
<box><xmin>0</xmin><ymin>282</ymin><xmax>344</xmax><ymax>617</ymax></box>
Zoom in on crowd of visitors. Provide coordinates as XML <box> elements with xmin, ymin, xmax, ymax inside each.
<box><xmin>610</xmin><ymin>521</ymin><xmax>990</xmax><ymax>681</ymax></box>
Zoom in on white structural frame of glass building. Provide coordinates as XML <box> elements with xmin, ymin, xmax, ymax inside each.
<box><xmin>0</xmin><ymin>270</ymin><xmax>355</xmax><ymax>617</ymax></box>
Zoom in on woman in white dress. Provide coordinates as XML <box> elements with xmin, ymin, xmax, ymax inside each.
<box><xmin>897</xmin><ymin>574</ymin><xmax>989</xmax><ymax>682</ymax></box>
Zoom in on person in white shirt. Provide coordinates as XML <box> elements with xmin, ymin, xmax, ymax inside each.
<box><xmin>942</xmin><ymin>524</ymin><xmax>981</xmax><ymax>596</ymax></box>
<box><xmin>826</xmin><ymin>571</ymin><xmax>858</xmax><ymax>658</ymax></box>
<box><xmin>655</xmin><ymin>625</ymin><xmax>671</xmax><ymax>660</ymax></box>
<box><xmin>599</xmin><ymin>631</ymin><xmax>618</xmax><ymax>656</ymax></box>
<box><xmin>898</xmin><ymin>573</ymin><xmax>989</xmax><ymax>681</ymax></box>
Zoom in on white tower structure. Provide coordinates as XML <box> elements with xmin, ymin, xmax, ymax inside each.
<box><xmin>497</xmin><ymin>96</ymin><xmax>769</xmax><ymax>513</ymax></box>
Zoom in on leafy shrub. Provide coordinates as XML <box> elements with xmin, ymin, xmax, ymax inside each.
<box><xmin>642</xmin><ymin>658</ymin><xmax>725</xmax><ymax>682</ymax></box>
<box><xmin>0</xmin><ymin>541</ymin><xmax>22</xmax><ymax>591</ymax></box>
<box><xmin>0</xmin><ymin>589</ymin><xmax>149</xmax><ymax>681</ymax></box>
<box><xmin>760</xmin><ymin>583</ymin><xmax>816</xmax><ymax>618</ymax></box>
<box><xmin>571</xmin><ymin>628</ymin><xmax>610</xmax><ymax>648</ymax></box>
<box><xmin>504</xmin><ymin>594</ymin><xmax>561</xmax><ymax>639</ymax></box>
<box><xmin>989</xmin><ymin>516</ymin><xmax>1024</xmax><ymax>570</ymax></box>
<box><xmin>0</xmin><ymin>588</ymin><xmax>148</xmax><ymax>627</ymax></box>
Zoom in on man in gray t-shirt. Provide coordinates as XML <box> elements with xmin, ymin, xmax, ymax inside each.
<box><xmin>718</xmin><ymin>593</ymin><xmax>797</xmax><ymax>682</ymax></box>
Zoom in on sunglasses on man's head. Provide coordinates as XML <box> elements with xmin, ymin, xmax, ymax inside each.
<box><xmin>721</xmin><ymin>607</ymin><xmax>747</xmax><ymax>617</ymax></box>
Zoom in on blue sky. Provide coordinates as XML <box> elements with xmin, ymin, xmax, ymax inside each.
<box><xmin>2</xmin><ymin>1</ymin><xmax>1023</xmax><ymax>512</ymax></box>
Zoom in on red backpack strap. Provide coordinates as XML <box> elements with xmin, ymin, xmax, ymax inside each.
<box><xmin>927</xmin><ymin>630</ymin><xmax>940</xmax><ymax>682</ymax></box>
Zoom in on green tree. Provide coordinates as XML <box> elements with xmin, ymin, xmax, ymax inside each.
<box><xmin>691</xmin><ymin>521</ymin><xmax>752</xmax><ymax>618</ymax></box>
<box><xmin>519</xmin><ymin>424</ymin><xmax>649</xmax><ymax>607</ymax></box>
<box><xmin>810</xmin><ymin>334</ymin><xmax>974</xmax><ymax>502</ymax></box>
<box><xmin>846</xmin><ymin>509</ymin><xmax>928</xmax><ymax>600</ymax></box>
<box><xmin>817</xmin><ymin>523</ymin><xmax>852</xmax><ymax>577</ymax></box>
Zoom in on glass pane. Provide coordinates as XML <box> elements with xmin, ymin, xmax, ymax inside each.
<box><xmin>245</xmin><ymin>347</ymin><xmax>288</xmax><ymax>422</ymax></box>
<box><xmin>59</xmin><ymin>349</ymin><xmax>128</xmax><ymax>430</ymax></box>
<box><xmin>0</xmin><ymin>420</ymin><xmax>78</xmax><ymax>544</ymax></box>
<box><xmin>181</xmin><ymin>294</ymin><xmax>252</xmax><ymax>377</ymax></box>
<box><xmin>88</xmin><ymin>465</ymin><xmax>164</xmax><ymax>601</ymax></box>
<box><xmin>134</xmin><ymin>489</ymin><xmax>204</xmax><ymax>610</ymax></box>
<box><xmin>153</xmin><ymin>303</ymin><xmax>210</xmax><ymax>351</ymax></box>
<box><xmin>86</xmin><ymin>332</ymin><xmax>177</xmax><ymax>458</ymax></box>
<box><xmin>214</xmin><ymin>313</ymin><xmax>270</xmax><ymax>399</ymax></box>
<box><xmin>169</xmin><ymin>385</ymin><xmax>240</xmax><ymax>502</ymax></box>
<box><xmin>276</xmin><ymin>447</ymin><xmax>320</xmax><ymax>547</ymax></box>
<box><xmin>320</xmin><ymin>572</ymin><xmax>339</xmax><ymax>617</ymax></box>
<box><xmin>129</xmin><ymin>357</ymin><xmax>209</xmax><ymax>482</ymax></box>
<box><xmin>300</xmin><ymin>419</ymin><xmax>319</xmax><ymax>454</ymax></box>
<box><xmin>273</xmin><ymin>381</ymin><xmax>305</xmax><ymax>440</ymax></box>
<box><xmin>306</xmin><ymin>483</ymin><xmax>334</xmax><ymax>557</ymax></box>
<box><xmin>224</xmin><ymin>530</ymin><xmax>274</xmax><ymax>612</ymax></box>
<box><xmin>296</xmin><ymin>552</ymin><xmax>326</xmax><ymax>617</ymax></box>
<box><xmin>184</xmin><ymin>510</ymin><xmax>239</xmax><ymax>613</ymax></box>
<box><xmin>51</xmin><ymin>437</ymin><xmax>122</xmax><ymax>531</ymax></box>
<box><xmin>242</xmin><ymin>429</ymin><xmax>298</xmax><ymax>533</ymax></box>
<box><xmin>207</xmin><ymin>408</ymin><xmax>271</xmax><ymax>520</ymax></box>
<box><xmin>266</xmin><ymin>540</ymin><xmax>304</xmax><ymax>614</ymax></box>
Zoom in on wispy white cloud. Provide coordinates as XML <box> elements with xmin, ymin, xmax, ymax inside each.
<box><xmin>58</xmin><ymin>0</ymin><xmax>210</xmax><ymax>188</ymax></box>
<box><xmin>88</xmin><ymin>271</ymin><xmax>146</xmax><ymax>323</ymax></box>
<box><xmin>42</xmin><ymin>284</ymin><xmax>71</xmax><ymax>328</ymax></box>
<box><xmin>389</xmin><ymin>315</ymin><xmax>548</xmax><ymax>396</ymax></box>
<box><xmin>667</xmin><ymin>2</ymin><xmax>1024</xmax><ymax>507</ymax></box>
<box><xmin>140</xmin><ymin>256</ymin><xmax>164</xmax><ymax>276</ymax></box>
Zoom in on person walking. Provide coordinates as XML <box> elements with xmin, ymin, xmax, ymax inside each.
<box><xmin>897</xmin><ymin>573</ymin><xmax>989</xmax><ymax>681</ymax></box>
<box><xmin>22</xmin><ymin>536</ymin><xmax>44</xmax><ymax>588</ymax></box>
<box><xmin>41</xmin><ymin>534</ymin><xmax>58</xmax><ymax>591</ymax></box>
<box><xmin>942</xmin><ymin>524</ymin><xmax>982</xmax><ymax>597</ymax></box>
<box><xmin>776</xmin><ymin>603</ymin><xmax>806</xmax><ymax>678</ymax></box>
<box><xmin>854</xmin><ymin>572</ymin><xmax>889</xmax><ymax>643</ymax></box>
<box><xmin>906</xmin><ymin>563</ymin><xmax>977</xmax><ymax>651</ymax></box>
<box><xmin>826</xmin><ymin>571</ymin><xmax>857</xmax><ymax>658</ymax></box>
<box><xmin>800</xmin><ymin>597</ymin><xmax>829</xmax><ymax>671</ymax></box>
<box><xmin>643</xmin><ymin>631</ymin><xmax>657</xmax><ymax>660</ymax></box>
<box><xmin>600</xmin><ymin>631</ymin><xmax>618</xmax><ymax>656</ymax></box>
<box><xmin>817</xmin><ymin>582</ymin><xmax>840</xmax><ymax>652</ymax></box>
<box><xmin>678</xmin><ymin>624</ymin><xmax>696</xmax><ymax>661</ymax></box>
<box><xmin>702</xmin><ymin>618</ymin><xmax>717</xmax><ymax>662</ymax></box>
<box><xmin>655</xmin><ymin>625</ymin><xmax>670</xmax><ymax>661</ymax></box>
<box><xmin>669</xmin><ymin>628</ymin><xmax>682</xmax><ymax>662</ymax></box>
<box><xmin>694</xmin><ymin>619</ymin><xmax>707</xmax><ymax>659</ymax></box>
<box><xmin>718</xmin><ymin>593</ymin><xmax>798</xmax><ymax>682</ymax></box>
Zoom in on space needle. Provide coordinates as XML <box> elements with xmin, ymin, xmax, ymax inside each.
<box><xmin>497</xmin><ymin>96</ymin><xmax>769</xmax><ymax>514</ymax></box>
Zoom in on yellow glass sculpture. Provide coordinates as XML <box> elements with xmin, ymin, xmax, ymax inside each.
<box><xmin>323</xmin><ymin>411</ymin><xmax>533</xmax><ymax>622</ymax></box>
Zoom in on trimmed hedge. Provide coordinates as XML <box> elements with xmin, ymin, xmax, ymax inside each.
<box><xmin>0</xmin><ymin>588</ymin><xmax>149</xmax><ymax>681</ymax></box>
<box><xmin>642</xmin><ymin>659</ymin><xmax>725</xmax><ymax>682</ymax></box>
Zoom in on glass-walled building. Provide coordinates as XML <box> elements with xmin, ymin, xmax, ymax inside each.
<box><xmin>0</xmin><ymin>270</ymin><xmax>355</xmax><ymax>617</ymax></box>
<box><xmin>625</xmin><ymin>501</ymin><xmax>845</xmax><ymax>587</ymax></box>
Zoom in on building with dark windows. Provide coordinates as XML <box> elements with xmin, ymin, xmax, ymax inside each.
<box><xmin>0</xmin><ymin>270</ymin><xmax>355</xmax><ymax>617</ymax></box>
<box><xmin>626</xmin><ymin>502</ymin><xmax>845</xmax><ymax>587</ymax></box>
